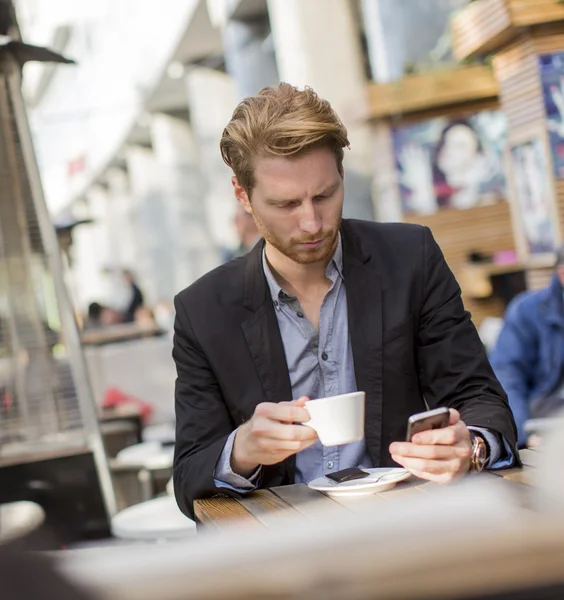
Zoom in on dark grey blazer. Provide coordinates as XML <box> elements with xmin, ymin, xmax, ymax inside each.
<box><xmin>173</xmin><ymin>219</ymin><xmax>520</xmax><ymax>518</ymax></box>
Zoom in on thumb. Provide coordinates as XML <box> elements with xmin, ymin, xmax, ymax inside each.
<box><xmin>292</xmin><ymin>396</ymin><xmax>310</xmax><ymax>407</ymax></box>
<box><xmin>449</xmin><ymin>408</ymin><xmax>460</xmax><ymax>426</ymax></box>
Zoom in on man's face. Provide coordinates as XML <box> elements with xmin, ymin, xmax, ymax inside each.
<box><xmin>234</xmin><ymin>147</ymin><xmax>344</xmax><ymax>265</ymax></box>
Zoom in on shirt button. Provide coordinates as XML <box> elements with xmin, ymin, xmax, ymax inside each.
<box><xmin>326</xmin><ymin>461</ymin><xmax>334</xmax><ymax>469</ymax></box>
<box><xmin>321</xmin><ymin>352</ymin><xmax>328</xmax><ymax>361</ymax></box>
<box><xmin>297</xmin><ymin>311</ymin><xmax>304</xmax><ymax>318</ymax></box>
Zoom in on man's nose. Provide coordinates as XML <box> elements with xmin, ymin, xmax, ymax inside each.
<box><xmin>299</xmin><ymin>201</ymin><xmax>322</xmax><ymax>236</ymax></box>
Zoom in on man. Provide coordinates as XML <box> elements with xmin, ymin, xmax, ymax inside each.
<box><xmin>173</xmin><ymin>83</ymin><xmax>519</xmax><ymax>518</ymax></box>
<box><xmin>490</xmin><ymin>246</ymin><xmax>564</xmax><ymax>447</ymax></box>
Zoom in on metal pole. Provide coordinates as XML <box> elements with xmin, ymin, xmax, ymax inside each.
<box><xmin>5</xmin><ymin>53</ymin><xmax>117</xmax><ymax>517</ymax></box>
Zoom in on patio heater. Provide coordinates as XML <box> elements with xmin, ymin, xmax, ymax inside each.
<box><xmin>0</xmin><ymin>1</ymin><xmax>116</xmax><ymax>545</ymax></box>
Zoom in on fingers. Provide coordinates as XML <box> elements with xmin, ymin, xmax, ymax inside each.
<box><xmin>250</xmin><ymin>416</ymin><xmax>318</xmax><ymax>443</ymax></box>
<box><xmin>448</xmin><ymin>408</ymin><xmax>460</xmax><ymax>427</ymax></box>
<box><xmin>391</xmin><ymin>454</ymin><xmax>468</xmax><ymax>482</ymax></box>
<box><xmin>389</xmin><ymin>441</ymin><xmax>471</xmax><ymax>461</ymax></box>
<box><xmin>258</xmin><ymin>437</ymin><xmax>317</xmax><ymax>454</ymax></box>
<box><xmin>254</xmin><ymin>401</ymin><xmax>311</xmax><ymax>424</ymax></box>
<box><xmin>402</xmin><ymin>467</ymin><xmax>460</xmax><ymax>485</ymax></box>
<box><xmin>411</xmin><ymin>419</ymin><xmax>468</xmax><ymax>446</ymax></box>
<box><xmin>290</xmin><ymin>396</ymin><xmax>310</xmax><ymax>407</ymax></box>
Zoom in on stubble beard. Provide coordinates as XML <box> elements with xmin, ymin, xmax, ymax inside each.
<box><xmin>252</xmin><ymin>210</ymin><xmax>342</xmax><ymax>265</ymax></box>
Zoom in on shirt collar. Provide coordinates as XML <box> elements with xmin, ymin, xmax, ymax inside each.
<box><xmin>262</xmin><ymin>233</ymin><xmax>344</xmax><ymax>306</ymax></box>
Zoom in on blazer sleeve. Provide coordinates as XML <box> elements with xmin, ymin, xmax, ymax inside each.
<box><xmin>415</xmin><ymin>227</ymin><xmax>520</xmax><ymax>462</ymax></box>
<box><xmin>172</xmin><ymin>294</ymin><xmax>241</xmax><ymax>519</ymax></box>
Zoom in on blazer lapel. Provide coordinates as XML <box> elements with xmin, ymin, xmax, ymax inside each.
<box><xmin>342</xmin><ymin>222</ymin><xmax>384</xmax><ymax>467</ymax></box>
<box><xmin>240</xmin><ymin>242</ymin><xmax>292</xmax><ymax>407</ymax></box>
<box><xmin>241</xmin><ymin>242</ymin><xmax>295</xmax><ymax>483</ymax></box>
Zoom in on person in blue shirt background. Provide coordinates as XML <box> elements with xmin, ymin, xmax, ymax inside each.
<box><xmin>490</xmin><ymin>246</ymin><xmax>564</xmax><ymax>447</ymax></box>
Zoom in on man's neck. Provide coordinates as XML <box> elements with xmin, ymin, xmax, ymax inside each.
<box><xmin>264</xmin><ymin>241</ymin><xmax>333</xmax><ymax>296</ymax></box>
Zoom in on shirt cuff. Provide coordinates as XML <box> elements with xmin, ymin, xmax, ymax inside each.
<box><xmin>213</xmin><ymin>429</ymin><xmax>262</xmax><ymax>492</ymax></box>
<box><xmin>468</xmin><ymin>426</ymin><xmax>515</xmax><ymax>470</ymax></box>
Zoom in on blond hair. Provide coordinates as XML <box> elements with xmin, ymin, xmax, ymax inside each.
<box><xmin>220</xmin><ymin>82</ymin><xmax>349</xmax><ymax>194</ymax></box>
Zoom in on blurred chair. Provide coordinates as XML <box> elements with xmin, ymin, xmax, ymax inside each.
<box><xmin>0</xmin><ymin>501</ymin><xmax>44</xmax><ymax>543</ymax></box>
<box><xmin>110</xmin><ymin>442</ymin><xmax>174</xmax><ymax>510</ymax></box>
<box><xmin>110</xmin><ymin>496</ymin><xmax>195</xmax><ymax>541</ymax></box>
<box><xmin>83</xmin><ymin>336</ymin><xmax>176</xmax><ymax>425</ymax></box>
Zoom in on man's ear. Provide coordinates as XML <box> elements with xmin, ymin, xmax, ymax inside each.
<box><xmin>232</xmin><ymin>176</ymin><xmax>252</xmax><ymax>214</ymax></box>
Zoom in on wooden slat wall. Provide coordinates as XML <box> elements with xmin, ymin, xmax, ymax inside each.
<box><xmin>452</xmin><ymin>0</ymin><xmax>564</xmax><ymax>60</ymax></box>
<box><xmin>367</xmin><ymin>66</ymin><xmax>498</xmax><ymax>119</ymax></box>
<box><xmin>404</xmin><ymin>202</ymin><xmax>515</xmax><ymax>326</ymax></box>
<box><xmin>492</xmin><ymin>31</ymin><xmax>564</xmax><ymax>252</ymax></box>
<box><xmin>526</xmin><ymin>266</ymin><xmax>553</xmax><ymax>290</ymax></box>
<box><xmin>510</xmin><ymin>0</ymin><xmax>564</xmax><ymax>27</ymax></box>
<box><xmin>492</xmin><ymin>36</ymin><xmax>545</xmax><ymax>131</ymax></box>
<box><xmin>452</xmin><ymin>0</ymin><xmax>513</xmax><ymax>60</ymax></box>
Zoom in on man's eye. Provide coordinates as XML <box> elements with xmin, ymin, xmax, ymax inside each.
<box><xmin>281</xmin><ymin>202</ymin><xmax>299</xmax><ymax>209</ymax></box>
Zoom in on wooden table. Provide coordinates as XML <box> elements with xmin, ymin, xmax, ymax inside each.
<box><xmin>195</xmin><ymin>449</ymin><xmax>539</xmax><ymax>530</ymax></box>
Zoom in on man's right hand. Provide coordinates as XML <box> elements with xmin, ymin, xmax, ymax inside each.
<box><xmin>231</xmin><ymin>396</ymin><xmax>318</xmax><ymax>477</ymax></box>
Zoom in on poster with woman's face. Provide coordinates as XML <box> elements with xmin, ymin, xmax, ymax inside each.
<box><xmin>392</xmin><ymin>111</ymin><xmax>507</xmax><ymax>215</ymax></box>
<box><xmin>510</xmin><ymin>138</ymin><xmax>557</xmax><ymax>256</ymax></box>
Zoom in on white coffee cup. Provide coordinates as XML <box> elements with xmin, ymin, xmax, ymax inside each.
<box><xmin>303</xmin><ymin>392</ymin><xmax>365</xmax><ymax>446</ymax></box>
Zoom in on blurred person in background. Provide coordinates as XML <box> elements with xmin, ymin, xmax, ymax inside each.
<box><xmin>490</xmin><ymin>245</ymin><xmax>564</xmax><ymax>447</ymax></box>
<box><xmin>222</xmin><ymin>203</ymin><xmax>262</xmax><ymax>262</ymax></box>
<box><xmin>134</xmin><ymin>305</ymin><xmax>157</xmax><ymax>328</ymax></box>
<box><xmin>121</xmin><ymin>269</ymin><xmax>144</xmax><ymax>323</ymax></box>
<box><xmin>85</xmin><ymin>302</ymin><xmax>121</xmax><ymax>329</ymax></box>
<box><xmin>172</xmin><ymin>83</ymin><xmax>519</xmax><ymax>517</ymax></box>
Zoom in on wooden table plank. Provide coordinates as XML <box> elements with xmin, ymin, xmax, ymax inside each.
<box><xmin>323</xmin><ymin>492</ymin><xmax>386</xmax><ymax>514</ymax></box>
<box><xmin>238</xmin><ymin>489</ymin><xmax>303</xmax><ymax>527</ymax></box>
<box><xmin>375</xmin><ymin>477</ymin><xmax>430</xmax><ymax>500</ymax></box>
<box><xmin>194</xmin><ymin>496</ymin><xmax>261</xmax><ymax>530</ymax></box>
<box><xmin>194</xmin><ymin>458</ymin><xmax>536</xmax><ymax>529</ymax></box>
<box><xmin>494</xmin><ymin>467</ymin><xmax>532</xmax><ymax>486</ymax></box>
<box><xmin>270</xmin><ymin>484</ymin><xmax>345</xmax><ymax>521</ymax></box>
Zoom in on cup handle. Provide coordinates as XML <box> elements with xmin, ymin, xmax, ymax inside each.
<box><xmin>302</xmin><ymin>412</ymin><xmax>317</xmax><ymax>433</ymax></box>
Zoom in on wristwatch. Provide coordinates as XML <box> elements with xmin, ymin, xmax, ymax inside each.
<box><xmin>469</xmin><ymin>432</ymin><xmax>488</xmax><ymax>472</ymax></box>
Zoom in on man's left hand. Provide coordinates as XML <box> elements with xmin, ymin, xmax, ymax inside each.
<box><xmin>389</xmin><ymin>409</ymin><xmax>472</xmax><ymax>483</ymax></box>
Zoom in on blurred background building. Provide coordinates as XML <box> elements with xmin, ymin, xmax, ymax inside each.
<box><xmin>13</xmin><ymin>0</ymin><xmax>470</xmax><ymax>314</ymax></box>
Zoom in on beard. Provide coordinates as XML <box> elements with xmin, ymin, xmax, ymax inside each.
<box><xmin>252</xmin><ymin>210</ymin><xmax>342</xmax><ymax>265</ymax></box>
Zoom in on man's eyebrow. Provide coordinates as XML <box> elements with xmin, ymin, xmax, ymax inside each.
<box><xmin>315</xmin><ymin>182</ymin><xmax>340</xmax><ymax>196</ymax></box>
<box><xmin>264</xmin><ymin>196</ymin><xmax>300</xmax><ymax>205</ymax></box>
<box><xmin>265</xmin><ymin>182</ymin><xmax>340</xmax><ymax>204</ymax></box>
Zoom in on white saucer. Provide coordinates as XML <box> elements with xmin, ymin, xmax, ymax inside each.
<box><xmin>308</xmin><ymin>468</ymin><xmax>411</xmax><ymax>497</ymax></box>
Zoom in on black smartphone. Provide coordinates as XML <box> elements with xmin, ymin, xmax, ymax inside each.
<box><xmin>406</xmin><ymin>407</ymin><xmax>450</xmax><ymax>442</ymax></box>
<box><xmin>325</xmin><ymin>467</ymin><xmax>370</xmax><ymax>483</ymax></box>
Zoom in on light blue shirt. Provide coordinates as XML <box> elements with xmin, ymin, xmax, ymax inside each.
<box><xmin>214</xmin><ymin>235</ymin><xmax>513</xmax><ymax>492</ymax></box>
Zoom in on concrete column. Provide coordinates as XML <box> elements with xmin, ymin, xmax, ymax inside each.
<box><xmin>222</xmin><ymin>16</ymin><xmax>279</xmax><ymax>98</ymax></box>
<box><xmin>105</xmin><ymin>166</ymin><xmax>138</xmax><ymax>270</ymax></box>
<box><xmin>266</xmin><ymin>0</ymin><xmax>374</xmax><ymax>221</ymax></box>
<box><xmin>150</xmin><ymin>113</ymin><xmax>219</xmax><ymax>293</ymax></box>
<box><xmin>125</xmin><ymin>145</ymin><xmax>168</xmax><ymax>306</ymax></box>
<box><xmin>185</xmin><ymin>67</ymin><xmax>239</xmax><ymax>249</ymax></box>
<box><xmin>70</xmin><ymin>185</ymin><xmax>112</xmax><ymax>311</ymax></box>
